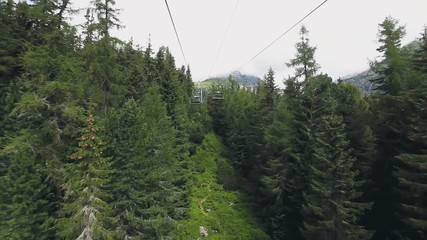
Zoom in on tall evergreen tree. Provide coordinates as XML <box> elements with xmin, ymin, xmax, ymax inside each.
<box><xmin>259</xmin><ymin>67</ymin><xmax>279</xmax><ymax>119</ymax></box>
<box><xmin>287</xmin><ymin>25</ymin><xmax>320</xmax><ymax>81</ymax></box>
<box><xmin>368</xmin><ymin>17</ymin><xmax>412</xmax><ymax>239</ymax></box>
<box><xmin>370</xmin><ymin>17</ymin><xmax>408</xmax><ymax>95</ymax></box>
<box><xmin>90</xmin><ymin>0</ymin><xmax>121</xmax><ymax>38</ymax></box>
<box><xmin>103</xmin><ymin>99</ymin><xmax>148</xmax><ymax>238</ymax></box>
<box><xmin>262</xmin><ymin>27</ymin><xmax>321</xmax><ymax>238</ymax></box>
<box><xmin>155</xmin><ymin>47</ymin><xmax>191</xmax><ymax>161</ymax></box>
<box><xmin>57</xmin><ymin>114</ymin><xmax>113</xmax><ymax>240</ymax></box>
<box><xmin>334</xmin><ymin>83</ymin><xmax>376</xmax><ymax>183</ymax></box>
<box><xmin>104</xmin><ymin>85</ymin><xmax>186</xmax><ymax>239</ymax></box>
<box><xmin>413</xmin><ymin>26</ymin><xmax>427</xmax><ymax>73</ymax></box>
<box><xmin>299</xmin><ymin>76</ymin><xmax>372</xmax><ymax>240</ymax></box>
<box><xmin>263</xmin><ymin>91</ymin><xmax>301</xmax><ymax>239</ymax></box>
<box><xmin>394</xmin><ymin>85</ymin><xmax>427</xmax><ymax>240</ymax></box>
<box><xmin>139</xmin><ymin>84</ymin><xmax>187</xmax><ymax>238</ymax></box>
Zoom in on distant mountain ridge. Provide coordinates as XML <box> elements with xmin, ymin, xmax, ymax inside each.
<box><xmin>196</xmin><ymin>71</ymin><xmax>261</xmax><ymax>88</ymax></box>
<box><xmin>341</xmin><ymin>70</ymin><xmax>379</xmax><ymax>93</ymax></box>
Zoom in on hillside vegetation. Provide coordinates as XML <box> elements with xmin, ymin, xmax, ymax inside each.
<box><xmin>177</xmin><ymin>133</ymin><xmax>270</xmax><ymax>240</ymax></box>
<box><xmin>196</xmin><ymin>71</ymin><xmax>261</xmax><ymax>88</ymax></box>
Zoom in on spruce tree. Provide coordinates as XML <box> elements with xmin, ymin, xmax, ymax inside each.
<box><xmin>370</xmin><ymin>17</ymin><xmax>408</xmax><ymax>95</ymax></box>
<box><xmin>262</xmin><ymin>27</ymin><xmax>320</xmax><ymax>238</ymax></box>
<box><xmin>57</xmin><ymin>114</ymin><xmax>113</xmax><ymax>240</ymax></box>
<box><xmin>393</xmin><ymin>78</ymin><xmax>427</xmax><ymax>240</ymax></box>
<box><xmin>413</xmin><ymin>26</ymin><xmax>427</xmax><ymax>73</ymax></box>
<box><xmin>334</xmin><ymin>83</ymin><xmax>376</xmax><ymax>183</ymax></box>
<box><xmin>368</xmin><ymin>17</ymin><xmax>412</xmax><ymax>239</ymax></box>
<box><xmin>103</xmin><ymin>99</ymin><xmax>148</xmax><ymax>238</ymax></box>
<box><xmin>259</xmin><ymin>67</ymin><xmax>279</xmax><ymax>119</ymax></box>
<box><xmin>299</xmin><ymin>76</ymin><xmax>372</xmax><ymax>240</ymax></box>
<box><xmin>139</xmin><ymin>84</ymin><xmax>186</xmax><ymax>238</ymax></box>
<box><xmin>263</xmin><ymin>93</ymin><xmax>302</xmax><ymax>239</ymax></box>
<box><xmin>81</xmin><ymin>0</ymin><xmax>124</xmax><ymax>115</ymax></box>
<box><xmin>90</xmin><ymin>0</ymin><xmax>121</xmax><ymax>38</ymax></box>
<box><xmin>287</xmin><ymin>25</ymin><xmax>320</xmax><ymax>81</ymax></box>
<box><xmin>104</xmin><ymin>85</ymin><xmax>184</xmax><ymax>239</ymax></box>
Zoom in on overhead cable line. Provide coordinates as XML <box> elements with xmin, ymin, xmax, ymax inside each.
<box><xmin>208</xmin><ymin>0</ymin><xmax>240</xmax><ymax>78</ymax></box>
<box><xmin>164</xmin><ymin>0</ymin><xmax>188</xmax><ymax>65</ymax></box>
<box><xmin>237</xmin><ymin>0</ymin><xmax>329</xmax><ymax>71</ymax></box>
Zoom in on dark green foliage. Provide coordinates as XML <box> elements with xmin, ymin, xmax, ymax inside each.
<box><xmin>366</xmin><ymin>17</ymin><xmax>426</xmax><ymax>240</ymax></box>
<box><xmin>395</xmin><ymin>154</ymin><xmax>427</xmax><ymax>240</ymax></box>
<box><xmin>370</xmin><ymin>17</ymin><xmax>409</xmax><ymax>95</ymax></box>
<box><xmin>298</xmin><ymin>76</ymin><xmax>371</xmax><ymax>240</ymax></box>
<box><xmin>0</xmin><ymin>0</ymin><xmax>22</xmax><ymax>82</ymax></box>
<box><xmin>263</xmin><ymin>94</ymin><xmax>301</xmax><ymax>239</ymax></box>
<box><xmin>103</xmin><ymin>99</ymin><xmax>148</xmax><ymax>238</ymax></box>
<box><xmin>393</xmin><ymin>85</ymin><xmax>427</xmax><ymax>240</ymax></box>
<box><xmin>335</xmin><ymin>83</ymin><xmax>376</xmax><ymax>186</ymax></box>
<box><xmin>104</xmin><ymin>86</ymin><xmax>186</xmax><ymax>239</ymax></box>
<box><xmin>413</xmin><ymin>26</ymin><xmax>427</xmax><ymax>73</ymax></box>
<box><xmin>0</xmin><ymin>135</ymin><xmax>57</xmax><ymax>240</ymax></box>
<box><xmin>57</xmin><ymin>115</ymin><xmax>113</xmax><ymax>240</ymax></box>
<box><xmin>258</xmin><ymin>67</ymin><xmax>279</xmax><ymax>122</ymax></box>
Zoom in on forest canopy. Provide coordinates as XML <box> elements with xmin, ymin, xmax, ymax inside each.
<box><xmin>0</xmin><ymin>1</ymin><xmax>426</xmax><ymax>240</ymax></box>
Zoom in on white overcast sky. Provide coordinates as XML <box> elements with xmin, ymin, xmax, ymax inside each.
<box><xmin>70</xmin><ymin>0</ymin><xmax>427</xmax><ymax>83</ymax></box>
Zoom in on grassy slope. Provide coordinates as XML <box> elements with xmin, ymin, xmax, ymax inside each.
<box><xmin>194</xmin><ymin>78</ymin><xmax>228</xmax><ymax>89</ymax></box>
<box><xmin>176</xmin><ymin>133</ymin><xmax>270</xmax><ymax>240</ymax></box>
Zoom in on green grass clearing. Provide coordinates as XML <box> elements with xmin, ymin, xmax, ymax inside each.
<box><xmin>176</xmin><ymin>133</ymin><xmax>270</xmax><ymax>240</ymax></box>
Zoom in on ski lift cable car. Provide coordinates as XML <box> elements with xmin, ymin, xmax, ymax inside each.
<box><xmin>190</xmin><ymin>87</ymin><xmax>203</xmax><ymax>104</ymax></box>
<box><xmin>212</xmin><ymin>91</ymin><xmax>224</xmax><ymax>100</ymax></box>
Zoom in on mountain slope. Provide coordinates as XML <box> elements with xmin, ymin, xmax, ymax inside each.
<box><xmin>341</xmin><ymin>70</ymin><xmax>379</xmax><ymax>93</ymax></box>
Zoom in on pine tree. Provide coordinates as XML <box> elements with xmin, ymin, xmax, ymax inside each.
<box><xmin>413</xmin><ymin>26</ymin><xmax>427</xmax><ymax>73</ymax></box>
<box><xmin>141</xmin><ymin>41</ymin><xmax>157</xmax><ymax>85</ymax></box>
<box><xmin>262</xmin><ymin>29</ymin><xmax>320</xmax><ymax>238</ymax></box>
<box><xmin>259</xmin><ymin>67</ymin><xmax>279</xmax><ymax>120</ymax></box>
<box><xmin>0</xmin><ymin>0</ymin><xmax>23</xmax><ymax>147</ymax></box>
<box><xmin>368</xmin><ymin>17</ymin><xmax>412</xmax><ymax>239</ymax></box>
<box><xmin>103</xmin><ymin>99</ymin><xmax>147</xmax><ymax>238</ymax></box>
<box><xmin>299</xmin><ymin>76</ymin><xmax>372</xmax><ymax>240</ymax></box>
<box><xmin>393</xmin><ymin>81</ymin><xmax>427</xmax><ymax>240</ymax></box>
<box><xmin>301</xmin><ymin>114</ymin><xmax>371</xmax><ymax>240</ymax></box>
<box><xmin>263</xmin><ymin>94</ymin><xmax>302</xmax><ymax>239</ymax></box>
<box><xmin>104</xmin><ymin>85</ymin><xmax>185</xmax><ymax>239</ymax></box>
<box><xmin>57</xmin><ymin>114</ymin><xmax>113</xmax><ymax>240</ymax></box>
<box><xmin>371</xmin><ymin>17</ymin><xmax>408</xmax><ymax>95</ymax></box>
<box><xmin>90</xmin><ymin>0</ymin><xmax>121</xmax><ymax>38</ymax></box>
<box><xmin>139</xmin><ymin>84</ymin><xmax>187</xmax><ymax>238</ymax></box>
<box><xmin>81</xmin><ymin>0</ymin><xmax>124</xmax><ymax>115</ymax></box>
<box><xmin>248</xmin><ymin>67</ymin><xmax>280</xmax><ymax>207</ymax></box>
<box><xmin>335</xmin><ymin>83</ymin><xmax>376</xmax><ymax>182</ymax></box>
<box><xmin>287</xmin><ymin>25</ymin><xmax>320</xmax><ymax>81</ymax></box>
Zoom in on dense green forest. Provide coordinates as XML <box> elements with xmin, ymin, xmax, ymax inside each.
<box><xmin>0</xmin><ymin>1</ymin><xmax>426</xmax><ymax>239</ymax></box>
